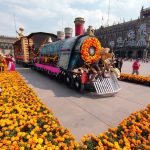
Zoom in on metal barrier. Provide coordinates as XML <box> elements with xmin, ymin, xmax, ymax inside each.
<box><xmin>93</xmin><ymin>73</ymin><xmax>120</xmax><ymax>95</ymax></box>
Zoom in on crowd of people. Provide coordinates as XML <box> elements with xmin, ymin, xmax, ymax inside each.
<box><xmin>0</xmin><ymin>53</ymin><xmax>16</xmax><ymax>73</ymax></box>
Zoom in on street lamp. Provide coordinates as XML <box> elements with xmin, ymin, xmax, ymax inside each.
<box><xmin>144</xmin><ymin>35</ymin><xmax>150</xmax><ymax>62</ymax></box>
<box><xmin>109</xmin><ymin>41</ymin><xmax>115</xmax><ymax>53</ymax></box>
<box><xmin>28</xmin><ymin>42</ymin><xmax>33</xmax><ymax>63</ymax></box>
<box><xmin>147</xmin><ymin>34</ymin><xmax>150</xmax><ymax>61</ymax></box>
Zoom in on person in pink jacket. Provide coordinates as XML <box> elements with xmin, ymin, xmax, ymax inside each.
<box><xmin>132</xmin><ymin>59</ymin><xmax>140</xmax><ymax>75</ymax></box>
<box><xmin>8</xmin><ymin>55</ymin><xmax>16</xmax><ymax>71</ymax></box>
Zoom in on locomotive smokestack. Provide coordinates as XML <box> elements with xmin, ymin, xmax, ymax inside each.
<box><xmin>74</xmin><ymin>17</ymin><xmax>85</xmax><ymax>36</ymax></box>
<box><xmin>57</xmin><ymin>31</ymin><xmax>65</xmax><ymax>40</ymax></box>
<box><xmin>64</xmin><ymin>27</ymin><xmax>73</xmax><ymax>39</ymax></box>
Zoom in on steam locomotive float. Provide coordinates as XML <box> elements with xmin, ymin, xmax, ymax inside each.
<box><xmin>32</xmin><ymin>34</ymin><xmax>120</xmax><ymax>96</ymax></box>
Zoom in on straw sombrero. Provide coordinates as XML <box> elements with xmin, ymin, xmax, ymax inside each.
<box><xmin>0</xmin><ymin>53</ymin><xmax>3</xmax><ymax>56</ymax></box>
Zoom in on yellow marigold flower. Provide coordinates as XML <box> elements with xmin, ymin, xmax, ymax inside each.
<box><xmin>27</xmin><ymin>134</ymin><xmax>30</xmax><ymax>139</ymax></box>
<box><xmin>20</xmin><ymin>147</ymin><xmax>25</xmax><ymax>150</ymax></box>
<box><xmin>37</xmin><ymin>138</ymin><xmax>43</xmax><ymax>144</ymax></box>
<box><xmin>114</xmin><ymin>142</ymin><xmax>122</xmax><ymax>150</ymax></box>
<box><xmin>12</xmin><ymin>141</ymin><xmax>17</xmax><ymax>145</ymax></box>
<box><xmin>0</xmin><ymin>132</ymin><xmax>3</xmax><ymax>137</ymax></box>
<box><xmin>11</xmin><ymin>136</ymin><xmax>15</xmax><ymax>141</ymax></box>
<box><xmin>6</xmin><ymin>140</ymin><xmax>11</xmax><ymax>145</ymax></box>
<box><xmin>36</xmin><ymin>144</ymin><xmax>42</xmax><ymax>149</ymax></box>
<box><xmin>30</xmin><ymin>131</ymin><xmax>34</xmax><ymax>135</ymax></box>
<box><xmin>47</xmin><ymin>147</ymin><xmax>53</xmax><ymax>150</ymax></box>
<box><xmin>43</xmin><ymin>132</ymin><xmax>47</xmax><ymax>136</ymax></box>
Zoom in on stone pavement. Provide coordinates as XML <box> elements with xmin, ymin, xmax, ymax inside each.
<box><xmin>17</xmin><ymin>64</ymin><xmax>150</xmax><ymax>141</ymax></box>
<box><xmin>122</xmin><ymin>61</ymin><xmax>150</xmax><ymax>76</ymax></box>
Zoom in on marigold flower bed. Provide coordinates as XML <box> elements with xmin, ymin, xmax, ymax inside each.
<box><xmin>120</xmin><ymin>74</ymin><xmax>150</xmax><ymax>86</ymax></box>
<box><xmin>0</xmin><ymin>72</ymin><xmax>79</xmax><ymax>150</ymax></box>
<box><xmin>81</xmin><ymin>104</ymin><xmax>150</xmax><ymax>150</ymax></box>
<box><xmin>0</xmin><ymin>72</ymin><xmax>150</xmax><ymax>150</ymax></box>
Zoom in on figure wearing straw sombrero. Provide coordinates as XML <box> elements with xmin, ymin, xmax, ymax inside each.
<box><xmin>0</xmin><ymin>53</ymin><xmax>5</xmax><ymax>72</ymax></box>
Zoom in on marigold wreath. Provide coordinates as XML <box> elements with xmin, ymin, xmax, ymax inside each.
<box><xmin>81</xmin><ymin>37</ymin><xmax>101</xmax><ymax>64</ymax></box>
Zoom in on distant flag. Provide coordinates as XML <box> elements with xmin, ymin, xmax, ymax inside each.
<box><xmin>83</xmin><ymin>28</ymin><xmax>86</xmax><ymax>34</ymax></box>
<box><xmin>102</xmin><ymin>16</ymin><xmax>104</xmax><ymax>26</ymax></box>
<box><xmin>120</xmin><ymin>18</ymin><xmax>122</xmax><ymax>23</ymax></box>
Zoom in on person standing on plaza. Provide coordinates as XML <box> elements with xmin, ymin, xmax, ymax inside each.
<box><xmin>8</xmin><ymin>54</ymin><xmax>16</xmax><ymax>71</ymax></box>
<box><xmin>118</xmin><ymin>58</ymin><xmax>123</xmax><ymax>73</ymax></box>
<box><xmin>132</xmin><ymin>59</ymin><xmax>140</xmax><ymax>75</ymax></box>
<box><xmin>114</xmin><ymin>57</ymin><xmax>119</xmax><ymax>69</ymax></box>
<box><xmin>0</xmin><ymin>54</ymin><xmax>4</xmax><ymax>72</ymax></box>
<box><xmin>3</xmin><ymin>56</ymin><xmax>8</xmax><ymax>71</ymax></box>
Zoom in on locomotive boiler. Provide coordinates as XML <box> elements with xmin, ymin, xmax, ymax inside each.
<box><xmin>33</xmin><ymin>34</ymin><xmax>121</xmax><ymax>96</ymax></box>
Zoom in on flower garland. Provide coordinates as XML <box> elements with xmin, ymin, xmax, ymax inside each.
<box><xmin>81</xmin><ymin>37</ymin><xmax>101</xmax><ymax>64</ymax></box>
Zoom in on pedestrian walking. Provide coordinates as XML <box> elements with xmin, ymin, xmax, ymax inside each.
<box><xmin>132</xmin><ymin>59</ymin><xmax>140</xmax><ymax>75</ymax></box>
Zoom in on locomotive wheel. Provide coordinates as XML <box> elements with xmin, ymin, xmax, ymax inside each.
<box><xmin>65</xmin><ymin>75</ymin><xmax>71</xmax><ymax>86</ymax></box>
<box><xmin>57</xmin><ymin>73</ymin><xmax>64</xmax><ymax>82</ymax></box>
<box><xmin>74</xmin><ymin>78</ymin><xmax>82</xmax><ymax>91</ymax></box>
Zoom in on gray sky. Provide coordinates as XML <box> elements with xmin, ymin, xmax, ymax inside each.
<box><xmin>0</xmin><ymin>0</ymin><xmax>149</xmax><ymax>37</ymax></box>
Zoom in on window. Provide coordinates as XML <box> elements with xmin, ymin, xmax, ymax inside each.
<box><xmin>5</xmin><ymin>44</ymin><xmax>8</xmax><ymax>49</ymax></box>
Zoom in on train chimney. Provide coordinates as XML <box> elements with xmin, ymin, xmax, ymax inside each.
<box><xmin>74</xmin><ymin>17</ymin><xmax>85</xmax><ymax>36</ymax></box>
<box><xmin>57</xmin><ymin>31</ymin><xmax>65</xmax><ymax>40</ymax></box>
<box><xmin>64</xmin><ymin>27</ymin><xmax>73</xmax><ymax>39</ymax></box>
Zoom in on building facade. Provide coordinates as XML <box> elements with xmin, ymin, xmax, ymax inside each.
<box><xmin>0</xmin><ymin>36</ymin><xmax>17</xmax><ymax>56</ymax></box>
<box><xmin>95</xmin><ymin>7</ymin><xmax>150</xmax><ymax>59</ymax></box>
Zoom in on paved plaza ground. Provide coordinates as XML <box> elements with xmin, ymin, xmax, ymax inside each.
<box><xmin>121</xmin><ymin>60</ymin><xmax>150</xmax><ymax>76</ymax></box>
<box><xmin>17</xmin><ymin>61</ymin><xmax>150</xmax><ymax>141</ymax></box>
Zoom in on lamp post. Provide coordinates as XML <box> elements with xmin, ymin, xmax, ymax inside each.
<box><xmin>109</xmin><ymin>41</ymin><xmax>115</xmax><ymax>53</ymax></box>
<box><xmin>28</xmin><ymin>43</ymin><xmax>33</xmax><ymax>63</ymax></box>
<box><xmin>143</xmin><ymin>48</ymin><xmax>147</xmax><ymax>62</ymax></box>
<box><xmin>147</xmin><ymin>34</ymin><xmax>150</xmax><ymax>61</ymax></box>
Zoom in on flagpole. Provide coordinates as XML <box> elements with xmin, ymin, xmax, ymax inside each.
<box><xmin>13</xmin><ymin>13</ymin><xmax>17</xmax><ymax>37</ymax></box>
<box><xmin>107</xmin><ymin>0</ymin><xmax>111</xmax><ymax>26</ymax></box>
<box><xmin>62</xmin><ymin>15</ymin><xmax>63</xmax><ymax>32</ymax></box>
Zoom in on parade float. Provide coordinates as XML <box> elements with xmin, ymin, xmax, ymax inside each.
<box><xmin>13</xmin><ymin>18</ymin><xmax>121</xmax><ymax>96</ymax></box>
<box><xmin>30</xmin><ymin>18</ymin><xmax>121</xmax><ymax>96</ymax></box>
<box><xmin>13</xmin><ymin>28</ymin><xmax>57</xmax><ymax>67</ymax></box>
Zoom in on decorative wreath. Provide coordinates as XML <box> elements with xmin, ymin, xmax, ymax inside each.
<box><xmin>81</xmin><ymin>37</ymin><xmax>102</xmax><ymax>64</ymax></box>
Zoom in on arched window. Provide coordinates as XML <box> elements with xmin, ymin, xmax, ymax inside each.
<box><xmin>1</xmin><ymin>43</ymin><xmax>4</xmax><ymax>49</ymax></box>
<box><xmin>5</xmin><ymin>44</ymin><xmax>8</xmax><ymax>49</ymax></box>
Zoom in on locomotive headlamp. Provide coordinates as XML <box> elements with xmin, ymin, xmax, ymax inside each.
<box><xmin>89</xmin><ymin>46</ymin><xmax>96</xmax><ymax>56</ymax></box>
